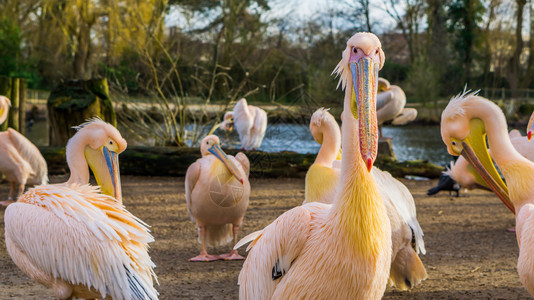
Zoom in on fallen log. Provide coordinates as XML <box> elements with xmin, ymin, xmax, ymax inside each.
<box><xmin>38</xmin><ymin>146</ymin><xmax>443</xmax><ymax>179</ymax></box>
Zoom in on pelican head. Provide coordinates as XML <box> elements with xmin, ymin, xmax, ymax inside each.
<box><xmin>333</xmin><ymin>32</ymin><xmax>385</xmax><ymax>171</ymax></box>
<box><xmin>0</xmin><ymin>96</ymin><xmax>11</xmax><ymax>125</ymax></box>
<box><xmin>67</xmin><ymin>118</ymin><xmax>127</xmax><ymax>201</ymax></box>
<box><xmin>310</xmin><ymin>108</ymin><xmax>338</xmax><ymax>145</ymax></box>
<box><xmin>220</xmin><ymin>112</ymin><xmax>234</xmax><ymax>131</ymax></box>
<box><xmin>200</xmin><ymin>135</ymin><xmax>244</xmax><ymax>184</ymax></box>
<box><xmin>440</xmin><ymin>91</ymin><xmax>514</xmax><ymax>213</ymax></box>
<box><xmin>527</xmin><ymin>111</ymin><xmax>534</xmax><ymax>141</ymax></box>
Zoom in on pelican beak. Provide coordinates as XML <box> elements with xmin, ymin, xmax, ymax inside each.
<box><xmin>85</xmin><ymin>146</ymin><xmax>122</xmax><ymax>202</ymax></box>
<box><xmin>527</xmin><ymin>111</ymin><xmax>534</xmax><ymax>141</ymax></box>
<box><xmin>459</xmin><ymin>119</ymin><xmax>514</xmax><ymax>214</ymax></box>
<box><xmin>350</xmin><ymin>58</ymin><xmax>379</xmax><ymax>172</ymax></box>
<box><xmin>209</xmin><ymin>143</ymin><xmax>244</xmax><ymax>184</ymax></box>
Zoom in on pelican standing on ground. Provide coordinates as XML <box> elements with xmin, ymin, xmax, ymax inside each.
<box><xmin>304</xmin><ymin>107</ymin><xmax>427</xmax><ymax>290</ymax></box>
<box><xmin>376</xmin><ymin>78</ymin><xmax>417</xmax><ymax>138</ymax></box>
<box><xmin>220</xmin><ymin>98</ymin><xmax>267</xmax><ymax>150</ymax></box>
<box><xmin>440</xmin><ymin>91</ymin><xmax>534</xmax><ymax>295</ymax></box>
<box><xmin>235</xmin><ymin>32</ymin><xmax>391</xmax><ymax>299</ymax></box>
<box><xmin>4</xmin><ymin>118</ymin><xmax>158</xmax><ymax>300</ymax></box>
<box><xmin>185</xmin><ymin>135</ymin><xmax>250</xmax><ymax>261</ymax></box>
<box><xmin>0</xmin><ymin>96</ymin><xmax>48</xmax><ymax>206</ymax></box>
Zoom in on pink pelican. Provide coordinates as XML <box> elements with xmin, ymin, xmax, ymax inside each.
<box><xmin>4</xmin><ymin>118</ymin><xmax>158</xmax><ymax>299</ymax></box>
<box><xmin>185</xmin><ymin>135</ymin><xmax>250</xmax><ymax>261</ymax></box>
<box><xmin>220</xmin><ymin>98</ymin><xmax>267</xmax><ymax>150</ymax></box>
<box><xmin>235</xmin><ymin>32</ymin><xmax>392</xmax><ymax>298</ymax></box>
<box><xmin>304</xmin><ymin>107</ymin><xmax>427</xmax><ymax>290</ymax></box>
<box><xmin>0</xmin><ymin>96</ymin><xmax>48</xmax><ymax>206</ymax></box>
<box><xmin>440</xmin><ymin>91</ymin><xmax>534</xmax><ymax>295</ymax></box>
<box><xmin>376</xmin><ymin>78</ymin><xmax>417</xmax><ymax>138</ymax></box>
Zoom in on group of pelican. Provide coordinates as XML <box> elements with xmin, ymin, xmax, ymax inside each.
<box><xmin>2</xmin><ymin>30</ymin><xmax>534</xmax><ymax>300</ymax></box>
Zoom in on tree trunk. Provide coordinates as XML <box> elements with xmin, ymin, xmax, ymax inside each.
<box><xmin>47</xmin><ymin>79</ymin><xmax>117</xmax><ymax>146</ymax></box>
<box><xmin>18</xmin><ymin>78</ymin><xmax>26</xmax><ymax>135</ymax></box>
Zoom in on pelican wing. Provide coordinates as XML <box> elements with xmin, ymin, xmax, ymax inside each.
<box><xmin>5</xmin><ymin>184</ymin><xmax>158</xmax><ymax>300</ymax></box>
<box><xmin>238</xmin><ymin>202</ymin><xmax>327</xmax><ymax>299</ymax></box>
<box><xmin>235</xmin><ymin>152</ymin><xmax>250</xmax><ymax>178</ymax></box>
<box><xmin>233</xmin><ymin>99</ymin><xmax>254</xmax><ymax>149</ymax></box>
<box><xmin>391</xmin><ymin>108</ymin><xmax>417</xmax><ymax>125</ymax></box>
<box><xmin>250</xmin><ymin>107</ymin><xmax>267</xmax><ymax>149</ymax></box>
<box><xmin>6</xmin><ymin>128</ymin><xmax>48</xmax><ymax>184</ymax></box>
<box><xmin>372</xmin><ymin>168</ymin><xmax>426</xmax><ymax>255</ymax></box>
<box><xmin>185</xmin><ymin>161</ymin><xmax>201</xmax><ymax>221</ymax></box>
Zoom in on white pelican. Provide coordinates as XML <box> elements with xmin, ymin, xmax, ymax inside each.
<box><xmin>4</xmin><ymin>118</ymin><xmax>158</xmax><ymax>299</ymax></box>
<box><xmin>304</xmin><ymin>107</ymin><xmax>427</xmax><ymax>290</ymax></box>
<box><xmin>235</xmin><ymin>32</ymin><xmax>391</xmax><ymax>299</ymax></box>
<box><xmin>0</xmin><ymin>96</ymin><xmax>48</xmax><ymax>206</ymax></box>
<box><xmin>220</xmin><ymin>98</ymin><xmax>267</xmax><ymax>150</ymax></box>
<box><xmin>377</xmin><ymin>78</ymin><xmax>417</xmax><ymax>138</ymax></box>
<box><xmin>440</xmin><ymin>91</ymin><xmax>534</xmax><ymax>295</ymax></box>
<box><xmin>185</xmin><ymin>135</ymin><xmax>250</xmax><ymax>261</ymax></box>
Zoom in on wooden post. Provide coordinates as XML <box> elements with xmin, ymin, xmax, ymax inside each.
<box><xmin>8</xmin><ymin>77</ymin><xmax>19</xmax><ymax>131</ymax></box>
<box><xmin>18</xmin><ymin>78</ymin><xmax>26</xmax><ymax>134</ymax></box>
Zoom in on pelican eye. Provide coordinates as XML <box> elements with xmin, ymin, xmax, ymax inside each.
<box><xmin>452</xmin><ymin>141</ymin><xmax>457</xmax><ymax>146</ymax></box>
<box><xmin>353</xmin><ymin>48</ymin><xmax>357</xmax><ymax>54</ymax></box>
<box><xmin>109</xmin><ymin>141</ymin><xmax>113</xmax><ymax>145</ymax></box>
<box><xmin>375</xmin><ymin>49</ymin><xmax>379</xmax><ymax>55</ymax></box>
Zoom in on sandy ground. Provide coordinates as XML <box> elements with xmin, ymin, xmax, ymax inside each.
<box><xmin>0</xmin><ymin>175</ymin><xmax>530</xmax><ymax>299</ymax></box>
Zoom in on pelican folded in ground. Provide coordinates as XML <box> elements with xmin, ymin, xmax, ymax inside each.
<box><xmin>4</xmin><ymin>118</ymin><xmax>158</xmax><ymax>300</ymax></box>
<box><xmin>236</xmin><ymin>32</ymin><xmax>392</xmax><ymax>299</ymax></box>
<box><xmin>304</xmin><ymin>107</ymin><xmax>426</xmax><ymax>290</ymax></box>
<box><xmin>376</xmin><ymin>78</ymin><xmax>417</xmax><ymax>138</ymax></box>
<box><xmin>185</xmin><ymin>135</ymin><xmax>250</xmax><ymax>261</ymax></box>
<box><xmin>220</xmin><ymin>98</ymin><xmax>267</xmax><ymax>150</ymax></box>
<box><xmin>0</xmin><ymin>96</ymin><xmax>48</xmax><ymax>206</ymax></box>
<box><xmin>440</xmin><ymin>91</ymin><xmax>534</xmax><ymax>295</ymax></box>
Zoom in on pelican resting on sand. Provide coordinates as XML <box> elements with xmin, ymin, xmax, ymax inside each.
<box><xmin>0</xmin><ymin>96</ymin><xmax>48</xmax><ymax>206</ymax></box>
<box><xmin>235</xmin><ymin>32</ymin><xmax>392</xmax><ymax>299</ymax></box>
<box><xmin>440</xmin><ymin>91</ymin><xmax>534</xmax><ymax>295</ymax></box>
<box><xmin>304</xmin><ymin>107</ymin><xmax>427</xmax><ymax>290</ymax></box>
<box><xmin>185</xmin><ymin>135</ymin><xmax>250</xmax><ymax>261</ymax></box>
<box><xmin>220</xmin><ymin>98</ymin><xmax>267</xmax><ymax>150</ymax></box>
<box><xmin>4</xmin><ymin>118</ymin><xmax>158</xmax><ymax>299</ymax></box>
<box><xmin>376</xmin><ymin>78</ymin><xmax>417</xmax><ymax>138</ymax></box>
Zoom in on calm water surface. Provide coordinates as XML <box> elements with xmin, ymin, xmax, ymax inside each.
<box><xmin>27</xmin><ymin>120</ymin><xmax>452</xmax><ymax>166</ymax></box>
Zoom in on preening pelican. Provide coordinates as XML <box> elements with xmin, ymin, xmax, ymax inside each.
<box><xmin>4</xmin><ymin>118</ymin><xmax>158</xmax><ymax>300</ymax></box>
<box><xmin>185</xmin><ymin>135</ymin><xmax>250</xmax><ymax>261</ymax></box>
<box><xmin>220</xmin><ymin>98</ymin><xmax>267</xmax><ymax>150</ymax></box>
<box><xmin>235</xmin><ymin>32</ymin><xmax>391</xmax><ymax>299</ymax></box>
<box><xmin>0</xmin><ymin>96</ymin><xmax>48</xmax><ymax>206</ymax></box>
<box><xmin>376</xmin><ymin>78</ymin><xmax>417</xmax><ymax>138</ymax></box>
<box><xmin>304</xmin><ymin>107</ymin><xmax>427</xmax><ymax>290</ymax></box>
<box><xmin>440</xmin><ymin>91</ymin><xmax>534</xmax><ymax>295</ymax></box>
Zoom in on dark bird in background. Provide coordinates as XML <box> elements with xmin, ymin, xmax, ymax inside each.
<box><xmin>427</xmin><ymin>174</ymin><xmax>460</xmax><ymax>197</ymax></box>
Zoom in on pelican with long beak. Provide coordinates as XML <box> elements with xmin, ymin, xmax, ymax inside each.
<box><xmin>185</xmin><ymin>135</ymin><xmax>250</xmax><ymax>261</ymax></box>
<box><xmin>235</xmin><ymin>32</ymin><xmax>391</xmax><ymax>299</ymax></box>
<box><xmin>440</xmin><ymin>91</ymin><xmax>534</xmax><ymax>296</ymax></box>
<box><xmin>4</xmin><ymin>118</ymin><xmax>158</xmax><ymax>299</ymax></box>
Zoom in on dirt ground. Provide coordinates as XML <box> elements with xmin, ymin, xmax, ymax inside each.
<box><xmin>0</xmin><ymin>175</ymin><xmax>530</xmax><ymax>299</ymax></box>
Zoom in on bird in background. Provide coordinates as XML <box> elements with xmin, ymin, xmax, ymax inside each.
<box><xmin>235</xmin><ymin>32</ymin><xmax>392</xmax><ymax>299</ymax></box>
<box><xmin>0</xmin><ymin>95</ymin><xmax>48</xmax><ymax>206</ymax></box>
<box><xmin>304</xmin><ymin>107</ymin><xmax>427</xmax><ymax>290</ymax></box>
<box><xmin>185</xmin><ymin>134</ymin><xmax>250</xmax><ymax>261</ymax></box>
<box><xmin>220</xmin><ymin>98</ymin><xmax>267</xmax><ymax>150</ymax></box>
<box><xmin>440</xmin><ymin>91</ymin><xmax>534</xmax><ymax>295</ymax></box>
<box><xmin>4</xmin><ymin>118</ymin><xmax>158</xmax><ymax>300</ymax></box>
<box><xmin>376</xmin><ymin>78</ymin><xmax>417</xmax><ymax>139</ymax></box>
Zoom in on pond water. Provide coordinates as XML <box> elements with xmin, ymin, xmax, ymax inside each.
<box><xmin>27</xmin><ymin>120</ymin><xmax>454</xmax><ymax>166</ymax></box>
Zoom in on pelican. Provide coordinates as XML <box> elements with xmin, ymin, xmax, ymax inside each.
<box><xmin>304</xmin><ymin>107</ymin><xmax>426</xmax><ymax>290</ymax></box>
<box><xmin>185</xmin><ymin>135</ymin><xmax>250</xmax><ymax>261</ymax></box>
<box><xmin>376</xmin><ymin>78</ymin><xmax>417</xmax><ymax>138</ymax></box>
<box><xmin>0</xmin><ymin>96</ymin><xmax>48</xmax><ymax>206</ymax></box>
<box><xmin>4</xmin><ymin>118</ymin><xmax>158</xmax><ymax>299</ymax></box>
<box><xmin>440</xmin><ymin>91</ymin><xmax>534</xmax><ymax>295</ymax></box>
<box><xmin>220</xmin><ymin>98</ymin><xmax>267</xmax><ymax>150</ymax></box>
<box><xmin>235</xmin><ymin>32</ymin><xmax>391</xmax><ymax>299</ymax></box>
<box><xmin>436</xmin><ymin>129</ymin><xmax>534</xmax><ymax>193</ymax></box>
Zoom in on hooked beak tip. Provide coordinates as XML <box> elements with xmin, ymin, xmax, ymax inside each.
<box><xmin>528</xmin><ymin>131</ymin><xmax>532</xmax><ymax>141</ymax></box>
<box><xmin>240</xmin><ymin>179</ymin><xmax>244</xmax><ymax>184</ymax></box>
<box><xmin>366</xmin><ymin>158</ymin><xmax>373</xmax><ymax>172</ymax></box>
